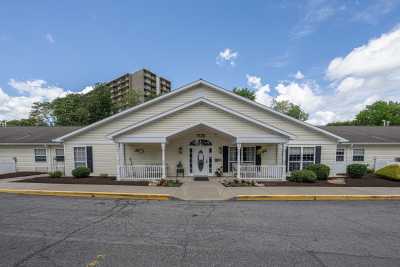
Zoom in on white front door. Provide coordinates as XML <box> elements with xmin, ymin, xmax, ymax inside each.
<box><xmin>190</xmin><ymin>145</ymin><xmax>212</xmax><ymax>176</ymax></box>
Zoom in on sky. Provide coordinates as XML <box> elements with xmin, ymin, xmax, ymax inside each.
<box><xmin>1</xmin><ymin>0</ymin><xmax>400</xmax><ymax>125</ymax></box>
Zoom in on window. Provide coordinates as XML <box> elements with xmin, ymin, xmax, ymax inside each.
<box><xmin>55</xmin><ymin>149</ymin><xmax>64</xmax><ymax>162</ymax></box>
<box><xmin>302</xmin><ymin>147</ymin><xmax>315</xmax><ymax>168</ymax></box>
<box><xmin>353</xmin><ymin>147</ymin><xmax>364</xmax><ymax>161</ymax></box>
<box><xmin>288</xmin><ymin>147</ymin><xmax>301</xmax><ymax>171</ymax></box>
<box><xmin>336</xmin><ymin>148</ymin><xmax>344</xmax><ymax>162</ymax></box>
<box><xmin>34</xmin><ymin>148</ymin><xmax>47</xmax><ymax>162</ymax></box>
<box><xmin>288</xmin><ymin>147</ymin><xmax>315</xmax><ymax>171</ymax></box>
<box><xmin>74</xmin><ymin>147</ymin><xmax>87</xmax><ymax>168</ymax></box>
<box><xmin>242</xmin><ymin>147</ymin><xmax>256</xmax><ymax>162</ymax></box>
<box><xmin>228</xmin><ymin>146</ymin><xmax>256</xmax><ymax>172</ymax></box>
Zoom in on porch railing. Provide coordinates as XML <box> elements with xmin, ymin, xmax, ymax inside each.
<box><xmin>233</xmin><ymin>164</ymin><xmax>286</xmax><ymax>181</ymax></box>
<box><xmin>118</xmin><ymin>165</ymin><xmax>164</xmax><ymax>180</ymax></box>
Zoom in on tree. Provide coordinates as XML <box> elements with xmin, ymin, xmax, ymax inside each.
<box><xmin>52</xmin><ymin>94</ymin><xmax>88</xmax><ymax>126</ymax></box>
<box><xmin>29</xmin><ymin>101</ymin><xmax>53</xmax><ymax>126</ymax></box>
<box><xmin>327</xmin><ymin>101</ymin><xmax>400</xmax><ymax>126</ymax></box>
<box><xmin>5</xmin><ymin>118</ymin><xmax>39</xmax><ymax>126</ymax></box>
<box><xmin>326</xmin><ymin>121</ymin><xmax>355</xmax><ymax>126</ymax></box>
<box><xmin>355</xmin><ymin>101</ymin><xmax>400</xmax><ymax>126</ymax></box>
<box><xmin>233</xmin><ymin>87</ymin><xmax>256</xmax><ymax>101</ymax></box>
<box><xmin>86</xmin><ymin>83</ymin><xmax>113</xmax><ymax>124</ymax></box>
<box><xmin>272</xmin><ymin>100</ymin><xmax>309</xmax><ymax>121</ymax></box>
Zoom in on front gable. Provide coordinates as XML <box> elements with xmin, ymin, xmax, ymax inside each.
<box><xmin>113</xmin><ymin>102</ymin><xmax>290</xmax><ymax>144</ymax></box>
<box><xmin>57</xmin><ymin>80</ymin><xmax>346</xmax><ymax>144</ymax></box>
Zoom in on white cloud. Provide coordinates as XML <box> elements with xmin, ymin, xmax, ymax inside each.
<box><xmin>275</xmin><ymin>81</ymin><xmax>323</xmax><ymax>113</ymax></box>
<box><xmin>294</xmin><ymin>71</ymin><xmax>305</xmax><ymax>80</ymax></box>
<box><xmin>246</xmin><ymin>74</ymin><xmax>273</xmax><ymax>107</ymax></box>
<box><xmin>0</xmin><ymin>80</ymin><xmax>95</xmax><ymax>120</ymax></box>
<box><xmin>327</xmin><ymin>26</ymin><xmax>400</xmax><ymax>80</ymax></box>
<box><xmin>216</xmin><ymin>48</ymin><xmax>238</xmax><ymax>66</ymax></box>
<box><xmin>45</xmin><ymin>33</ymin><xmax>55</xmax><ymax>44</ymax></box>
<box><xmin>244</xmin><ymin>27</ymin><xmax>400</xmax><ymax>125</ymax></box>
<box><xmin>307</xmin><ymin>111</ymin><xmax>337</xmax><ymax>125</ymax></box>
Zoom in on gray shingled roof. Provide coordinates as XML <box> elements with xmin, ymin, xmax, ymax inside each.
<box><xmin>0</xmin><ymin>127</ymin><xmax>80</xmax><ymax>144</ymax></box>
<box><xmin>321</xmin><ymin>126</ymin><xmax>400</xmax><ymax>143</ymax></box>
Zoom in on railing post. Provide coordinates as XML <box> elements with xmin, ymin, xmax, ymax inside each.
<box><xmin>161</xmin><ymin>143</ymin><xmax>166</xmax><ymax>179</ymax></box>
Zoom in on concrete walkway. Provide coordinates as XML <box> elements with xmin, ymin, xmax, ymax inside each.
<box><xmin>1</xmin><ymin>176</ymin><xmax>400</xmax><ymax>200</ymax></box>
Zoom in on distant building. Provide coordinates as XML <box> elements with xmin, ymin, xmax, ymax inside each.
<box><xmin>107</xmin><ymin>69</ymin><xmax>171</xmax><ymax>112</ymax></box>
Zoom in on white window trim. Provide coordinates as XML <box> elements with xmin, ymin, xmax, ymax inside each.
<box><xmin>352</xmin><ymin>147</ymin><xmax>365</xmax><ymax>162</ymax></box>
<box><xmin>34</xmin><ymin>148</ymin><xmax>47</xmax><ymax>162</ymax></box>
<box><xmin>73</xmin><ymin>146</ymin><xmax>87</xmax><ymax>168</ymax></box>
<box><xmin>55</xmin><ymin>148</ymin><xmax>65</xmax><ymax>161</ymax></box>
<box><xmin>336</xmin><ymin>147</ymin><xmax>345</xmax><ymax>162</ymax></box>
<box><xmin>288</xmin><ymin>146</ymin><xmax>316</xmax><ymax>171</ymax></box>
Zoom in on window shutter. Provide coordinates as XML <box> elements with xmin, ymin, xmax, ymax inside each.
<box><xmin>256</xmin><ymin>146</ymin><xmax>261</xmax><ymax>166</ymax></box>
<box><xmin>86</xmin><ymin>146</ymin><xmax>93</xmax><ymax>172</ymax></box>
<box><xmin>315</xmin><ymin>146</ymin><xmax>321</xmax><ymax>164</ymax></box>
<box><xmin>222</xmin><ymin>146</ymin><xmax>229</xmax><ymax>172</ymax></box>
<box><xmin>285</xmin><ymin>147</ymin><xmax>289</xmax><ymax>172</ymax></box>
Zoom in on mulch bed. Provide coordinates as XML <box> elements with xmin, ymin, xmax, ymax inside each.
<box><xmin>0</xmin><ymin>172</ymin><xmax>44</xmax><ymax>179</ymax></box>
<box><xmin>15</xmin><ymin>176</ymin><xmax>182</xmax><ymax>187</ymax></box>
<box><xmin>262</xmin><ymin>174</ymin><xmax>400</xmax><ymax>187</ymax></box>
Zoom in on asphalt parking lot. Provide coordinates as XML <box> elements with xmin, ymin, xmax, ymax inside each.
<box><xmin>1</xmin><ymin>194</ymin><xmax>400</xmax><ymax>267</ymax></box>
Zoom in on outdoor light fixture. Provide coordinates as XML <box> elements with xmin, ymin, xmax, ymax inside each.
<box><xmin>178</xmin><ymin>146</ymin><xmax>183</xmax><ymax>154</ymax></box>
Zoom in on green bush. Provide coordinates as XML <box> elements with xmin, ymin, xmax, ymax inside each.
<box><xmin>376</xmin><ymin>164</ymin><xmax>400</xmax><ymax>181</ymax></box>
<box><xmin>288</xmin><ymin>170</ymin><xmax>317</xmax><ymax>183</ymax></box>
<box><xmin>367</xmin><ymin>168</ymin><xmax>375</xmax><ymax>174</ymax></box>
<box><xmin>48</xmin><ymin>171</ymin><xmax>62</xmax><ymax>178</ymax></box>
<box><xmin>347</xmin><ymin>164</ymin><xmax>368</xmax><ymax>178</ymax></box>
<box><xmin>304</xmin><ymin>164</ymin><xmax>330</xmax><ymax>180</ymax></box>
<box><xmin>72</xmin><ymin>167</ymin><xmax>90</xmax><ymax>178</ymax></box>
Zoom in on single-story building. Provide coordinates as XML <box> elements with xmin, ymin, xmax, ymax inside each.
<box><xmin>0</xmin><ymin>80</ymin><xmax>399</xmax><ymax>180</ymax></box>
<box><xmin>0</xmin><ymin>127</ymin><xmax>79</xmax><ymax>173</ymax></box>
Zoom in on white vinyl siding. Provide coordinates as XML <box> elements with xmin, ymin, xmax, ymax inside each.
<box><xmin>64</xmin><ymin>143</ymin><xmax>117</xmax><ymax>176</ymax></box>
<box><xmin>0</xmin><ymin>145</ymin><xmax>62</xmax><ymax>172</ymax></box>
<box><xmin>119</xmin><ymin>104</ymin><xmax>274</xmax><ymax>137</ymax></box>
<box><xmin>66</xmin><ymin>85</ymin><xmax>337</xmax><ymax>144</ymax></box>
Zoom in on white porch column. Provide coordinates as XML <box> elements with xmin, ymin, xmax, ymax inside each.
<box><xmin>161</xmin><ymin>143</ymin><xmax>166</xmax><ymax>179</ymax></box>
<box><xmin>116</xmin><ymin>142</ymin><xmax>121</xmax><ymax>179</ymax></box>
<box><xmin>237</xmin><ymin>143</ymin><xmax>241</xmax><ymax>179</ymax></box>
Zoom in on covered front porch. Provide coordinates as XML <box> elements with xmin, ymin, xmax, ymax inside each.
<box><xmin>114</xmin><ymin>123</ymin><xmax>288</xmax><ymax>181</ymax></box>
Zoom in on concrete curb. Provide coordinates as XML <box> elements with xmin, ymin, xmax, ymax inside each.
<box><xmin>236</xmin><ymin>195</ymin><xmax>400</xmax><ymax>201</ymax></box>
<box><xmin>0</xmin><ymin>189</ymin><xmax>171</xmax><ymax>200</ymax></box>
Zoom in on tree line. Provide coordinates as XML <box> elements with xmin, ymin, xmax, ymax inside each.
<box><xmin>5</xmin><ymin>85</ymin><xmax>400</xmax><ymax>127</ymax></box>
<box><xmin>233</xmin><ymin>87</ymin><xmax>400</xmax><ymax>126</ymax></box>
<box><xmin>5</xmin><ymin>83</ymin><xmax>146</xmax><ymax>126</ymax></box>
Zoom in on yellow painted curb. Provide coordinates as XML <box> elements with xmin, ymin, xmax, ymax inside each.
<box><xmin>236</xmin><ymin>195</ymin><xmax>400</xmax><ymax>201</ymax></box>
<box><xmin>0</xmin><ymin>189</ymin><xmax>170</xmax><ymax>200</ymax></box>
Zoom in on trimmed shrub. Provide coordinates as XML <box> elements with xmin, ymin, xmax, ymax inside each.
<box><xmin>48</xmin><ymin>171</ymin><xmax>62</xmax><ymax>178</ymax></box>
<box><xmin>376</xmin><ymin>164</ymin><xmax>400</xmax><ymax>181</ymax></box>
<box><xmin>304</xmin><ymin>164</ymin><xmax>330</xmax><ymax>180</ymax></box>
<box><xmin>367</xmin><ymin>168</ymin><xmax>375</xmax><ymax>174</ymax></box>
<box><xmin>72</xmin><ymin>167</ymin><xmax>90</xmax><ymax>178</ymax></box>
<box><xmin>288</xmin><ymin>170</ymin><xmax>317</xmax><ymax>183</ymax></box>
<box><xmin>347</xmin><ymin>164</ymin><xmax>368</xmax><ymax>178</ymax></box>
